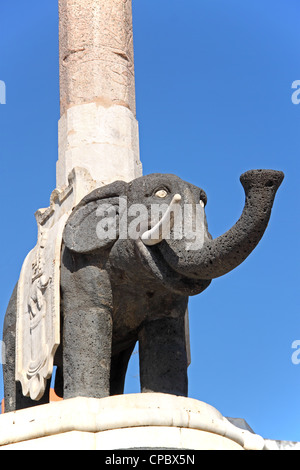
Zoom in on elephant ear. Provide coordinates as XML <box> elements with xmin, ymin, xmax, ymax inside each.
<box><xmin>63</xmin><ymin>180</ymin><xmax>128</xmax><ymax>254</ymax></box>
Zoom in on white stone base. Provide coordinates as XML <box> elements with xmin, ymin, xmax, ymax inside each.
<box><xmin>0</xmin><ymin>393</ymin><xmax>265</xmax><ymax>450</ymax></box>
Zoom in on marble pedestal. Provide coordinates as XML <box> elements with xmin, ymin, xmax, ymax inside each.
<box><xmin>0</xmin><ymin>393</ymin><xmax>265</xmax><ymax>450</ymax></box>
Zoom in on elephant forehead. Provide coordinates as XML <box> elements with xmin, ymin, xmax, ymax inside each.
<box><xmin>128</xmin><ymin>174</ymin><xmax>198</xmax><ymax>196</ymax></box>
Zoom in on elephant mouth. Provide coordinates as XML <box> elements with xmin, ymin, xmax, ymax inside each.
<box><xmin>135</xmin><ymin>191</ymin><xmax>210</xmax><ymax>295</ymax></box>
<box><xmin>135</xmin><ymin>238</ymin><xmax>210</xmax><ymax>296</ymax></box>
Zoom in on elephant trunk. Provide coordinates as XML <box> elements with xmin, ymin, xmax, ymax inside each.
<box><xmin>160</xmin><ymin>169</ymin><xmax>284</xmax><ymax>280</ymax></box>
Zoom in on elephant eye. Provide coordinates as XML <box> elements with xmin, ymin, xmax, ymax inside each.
<box><xmin>155</xmin><ymin>189</ymin><xmax>168</xmax><ymax>198</ymax></box>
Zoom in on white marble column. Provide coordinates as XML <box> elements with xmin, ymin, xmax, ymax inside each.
<box><xmin>56</xmin><ymin>0</ymin><xmax>142</xmax><ymax>192</ymax></box>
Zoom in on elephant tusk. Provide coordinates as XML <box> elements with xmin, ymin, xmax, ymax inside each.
<box><xmin>141</xmin><ymin>194</ymin><xmax>182</xmax><ymax>246</ymax></box>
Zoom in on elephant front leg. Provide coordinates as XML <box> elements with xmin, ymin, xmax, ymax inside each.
<box><xmin>62</xmin><ymin>262</ymin><xmax>113</xmax><ymax>400</ymax></box>
<box><xmin>63</xmin><ymin>306</ymin><xmax>112</xmax><ymax>399</ymax></box>
<box><xmin>139</xmin><ymin>316</ymin><xmax>188</xmax><ymax>397</ymax></box>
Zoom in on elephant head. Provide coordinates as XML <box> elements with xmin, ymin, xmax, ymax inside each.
<box><xmin>63</xmin><ymin>170</ymin><xmax>284</xmax><ymax>294</ymax></box>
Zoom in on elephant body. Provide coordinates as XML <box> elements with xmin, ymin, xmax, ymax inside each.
<box><xmin>2</xmin><ymin>171</ymin><xmax>283</xmax><ymax>412</ymax></box>
<box><xmin>61</xmin><ymin>247</ymin><xmax>191</xmax><ymax>399</ymax></box>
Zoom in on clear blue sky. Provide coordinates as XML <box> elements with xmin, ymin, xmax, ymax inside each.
<box><xmin>0</xmin><ymin>0</ymin><xmax>299</xmax><ymax>442</ymax></box>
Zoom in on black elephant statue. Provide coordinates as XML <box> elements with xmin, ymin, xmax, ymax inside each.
<box><xmin>2</xmin><ymin>169</ymin><xmax>284</xmax><ymax>412</ymax></box>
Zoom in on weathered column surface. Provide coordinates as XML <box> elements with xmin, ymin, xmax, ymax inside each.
<box><xmin>57</xmin><ymin>0</ymin><xmax>142</xmax><ymax>191</ymax></box>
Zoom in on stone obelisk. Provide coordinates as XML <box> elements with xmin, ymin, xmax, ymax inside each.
<box><xmin>56</xmin><ymin>0</ymin><xmax>142</xmax><ymax>195</ymax></box>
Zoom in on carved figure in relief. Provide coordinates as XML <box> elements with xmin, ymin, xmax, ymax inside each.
<box><xmin>26</xmin><ymin>275</ymin><xmax>50</xmax><ymax>397</ymax></box>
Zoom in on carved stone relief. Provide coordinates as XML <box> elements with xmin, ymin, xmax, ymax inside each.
<box><xmin>16</xmin><ymin>168</ymin><xmax>97</xmax><ymax>400</ymax></box>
